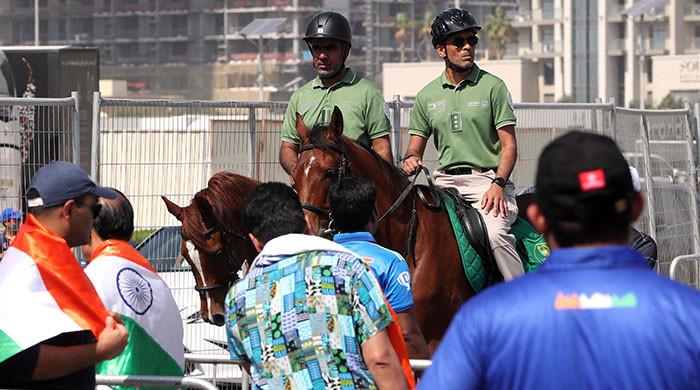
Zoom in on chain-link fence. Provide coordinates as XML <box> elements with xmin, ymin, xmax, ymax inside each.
<box><xmin>0</xmin><ymin>94</ymin><xmax>681</xmax><ymax>383</ymax></box>
<box><xmin>0</xmin><ymin>93</ymin><xmax>79</xmax><ymax>256</ymax></box>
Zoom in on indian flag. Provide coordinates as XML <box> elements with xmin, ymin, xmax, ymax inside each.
<box><xmin>0</xmin><ymin>214</ymin><xmax>108</xmax><ymax>363</ymax></box>
<box><xmin>85</xmin><ymin>240</ymin><xmax>184</xmax><ymax>381</ymax></box>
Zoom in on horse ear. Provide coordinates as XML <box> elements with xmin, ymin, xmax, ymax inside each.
<box><xmin>328</xmin><ymin>106</ymin><xmax>344</xmax><ymax>139</ymax></box>
<box><xmin>194</xmin><ymin>192</ymin><xmax>216</xmax><ymax>224</ymax></box>
<box><xmin>296</xmin><ymin>113</ymin><xmax>310</xmax><ymax>142</ymax></box>
<box><xmin>162</xmin><ymin>196</ymin><xmax>183</xmax><ymax>220</ymax></box>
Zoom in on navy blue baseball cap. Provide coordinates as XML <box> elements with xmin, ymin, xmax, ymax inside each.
<box><xmin>27</xmin><ymin>161</ymin><xmax>118</xmax><ymax>207</ymax></box>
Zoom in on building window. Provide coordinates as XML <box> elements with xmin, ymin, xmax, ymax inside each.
<box><xmin>646</xmin><ymin>57</ymin><xmax>652</xmax><ymax>83</ymax></box>
<box><xmin>543</xmin><ymin>93</ymin><xmax>555</xmax><ymax>102</ymax></box>
<box><xmin>544</xmin><ymin>60</ymin><xmax>554</xmax><ymax>85</ymax></box>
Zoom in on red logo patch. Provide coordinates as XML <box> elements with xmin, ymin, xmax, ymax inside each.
<box><xmin>579</xmin><ymin>169</ymin><xmax>606</xmax><ymax>191</ymax></box>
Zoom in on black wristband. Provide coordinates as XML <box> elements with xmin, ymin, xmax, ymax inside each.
<box><xmin>492</xmin><ymin>177</ymin><xmax>507</xmax><ymax>188</ymax></box>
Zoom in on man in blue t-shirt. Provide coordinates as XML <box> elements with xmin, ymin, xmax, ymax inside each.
<box><xmin>419</xmin><ymin>132</ymin><xmax>700</xmax><ymax>389</ymax></box>
<box><xmin>330</xmin><ymin>177</ymin><xmax>430</xmax><ymax>359</ymax></box>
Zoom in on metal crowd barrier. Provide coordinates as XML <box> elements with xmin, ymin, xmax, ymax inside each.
<box><xmin>669</xmin><ymin>254</ymin><xmax>700</xmax><ymax>289</ymax></box>
<box><xmin>183</xmin><ymin>353</ymin><xmax>432</xmax><ymax>389</ymax></box>
<box><xmin>96</xmin><ymin>374</ymin><xmax>218</xmax><ymax>390</ymax></box>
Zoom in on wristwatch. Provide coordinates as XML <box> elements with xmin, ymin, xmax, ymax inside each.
<box><xmin>492</xmin><ymin>177</ymin><xmax>507</xmax><ymax>188</ymax></box>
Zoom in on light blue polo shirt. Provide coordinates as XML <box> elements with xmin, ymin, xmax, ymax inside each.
<box><xmin>333</xmin><ymin>232</ymin><xmax>413</xmax><ymax>312</ymax></box>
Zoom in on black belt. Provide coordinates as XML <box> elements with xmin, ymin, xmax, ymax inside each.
<box><xmin>442</xmin><ymin>167</ymin><xmax>496</xmax><ymax>175</ymax></box>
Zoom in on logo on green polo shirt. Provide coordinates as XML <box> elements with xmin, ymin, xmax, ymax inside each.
<box><xmin>428</xmin><ymin>100</ymin><xmax>446</xmax><ymax>114</ymax></box>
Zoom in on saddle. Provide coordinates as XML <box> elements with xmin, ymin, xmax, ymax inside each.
<box><xmin>415</xmin><ymin>184</ymin><xmax>504</xmax><ymax>288</ymax></box>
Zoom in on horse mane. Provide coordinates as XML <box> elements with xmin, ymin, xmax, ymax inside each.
<box><xmin>180</xmin><ymin>172</ymin><xmax>260</xmax><ymax>252</ymax></box>
<box><xmin>307</xmin><ymin>122</ymin><xmax>407</xmax><ymax>190</ymax></box>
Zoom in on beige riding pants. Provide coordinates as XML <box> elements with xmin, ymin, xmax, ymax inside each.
<box><xmin>434</xmin><ymin>170</ymin><xmax>525</xmax><ymax>281</ymax></box>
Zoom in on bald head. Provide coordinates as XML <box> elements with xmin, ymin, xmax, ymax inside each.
<box><xmin>93</xmin><ymin>188</ymin><xmax>134</xmax><ymax>242</ymax></box>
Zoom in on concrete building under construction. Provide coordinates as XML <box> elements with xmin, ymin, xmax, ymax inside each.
<box><xmin>0</xmin><ymin>0</ymin><xmax>516</xmax><ymax>100</ymax></box>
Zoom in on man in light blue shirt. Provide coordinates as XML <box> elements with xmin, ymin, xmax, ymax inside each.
<box><xmin>330</xmin><ymin>177</ymin><xmax>430</xmax><ymax>359</ymax></box>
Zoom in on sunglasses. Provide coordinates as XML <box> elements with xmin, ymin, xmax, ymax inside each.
<box><xmin>448</xmin><ymin>35</ymin><xmax>479</xmax><ymax>48</ymax></box>
<box><xmin>75</xmin><ymin>200</ymin><xmax>103</xmax><ymax>219</ymax></box>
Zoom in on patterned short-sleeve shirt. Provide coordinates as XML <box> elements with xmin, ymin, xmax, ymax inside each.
<box><xmin>225</xmin><ymin>242</ymin><xmax>393</xmax><ymax>390</ymax></box>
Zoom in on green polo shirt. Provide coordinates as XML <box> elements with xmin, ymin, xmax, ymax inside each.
<box><xmin>408</xmin><ymin>64</ymin><xmax>516</xmax><ymax>171</ymax></box>
<box><xmin>281</xmin><ymin>68</ymin><xmax>390</xmax><ymax>147</ymax></box>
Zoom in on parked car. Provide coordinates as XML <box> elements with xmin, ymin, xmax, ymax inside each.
<box><xmin>135</xmin><ymin>226</ymin><xmax>243</xmax><ymax>384</ymax></box>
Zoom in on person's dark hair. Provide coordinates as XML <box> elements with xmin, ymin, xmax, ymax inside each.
<box><xmin>329</xmin><ymin>177</ymin><xmax>376</xmax><ymax>232</ymax></box>
<box><xmin>548</xmin><ymin>218</ymin><xmax>630</xmax><ymax>248</ymax></box>
<box><xmin>93</xmin><ymin>188</ymin><xmax>134</xmax><ymax>241</ymax></box>
<box><xmin>241</xmin><ymin>182</ymin><xmax>305</xmax><ymax>244</ymax></box>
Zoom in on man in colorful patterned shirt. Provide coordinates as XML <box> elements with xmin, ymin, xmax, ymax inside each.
<box><xmin>225</xmin><ymin>182</ymin><xmax>407</xmax><ymax>389</ymax></box>
<box><xmin>329</xmin><ymin>177</ymin><xmax>430</xmax><ymax>360</ymax></box>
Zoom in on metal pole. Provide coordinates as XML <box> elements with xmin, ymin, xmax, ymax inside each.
<box><xmin>224</xmin><ymin>0</ymin><xmax>229</xmax><ymax>63</ymax></box>
<box><xmin>90</xmin><ymin>91</ymin><xmax>101</xmax><ymax>180</ymax></box>
<box><xmin>638</xmin><ymin>15</ymin><xmax>645</xmax><ymax>109</ymax></box>
<box><xmin>608</xmin><ymin>98</ymin><xmax>617</xmax><ymax>142</ymax></box>
<box><xmin>71</xmin><ymin>91</ymin><xmax>80</xmax><ymax>166</ymax></box>
<box><xmin>258</xmin><ymin>36</ymin><xmax>264</xmax><ymax>101</ymax></box>
<box><xmin>640</xmin><ymin>114</ymin><xmax>656</xmax><ymax>240</ymax></box>
<box><xmin>248</xmin><ymin>106</ymin><xmax>258</xmax><ymax>179</ymax></box>
<box><xmin>694</xmin><ymin>102</ymin><xmax>700</xmax><ymax>170</ymax></box>
<box><xmin>34</xmin><ymin>0</ymin><xmax>39</xmax><ymax>46</ymax></box>
<box><xmin>391</xmin><ymin>95</ymin><xmax>402</xmax><ymax>165</ymax></box>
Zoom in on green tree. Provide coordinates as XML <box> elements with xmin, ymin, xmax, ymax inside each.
<box><xmin>657</xmin><ymin>93</ymin><xmax>684</xmax><ymax>109</ymax></box>
<box><xmin>483</xmin><ymin>6</ymin><xmax>515</xmax><ymax>60</ymax></box>
<box><xmin>394</xmin><ymin>12</ymin><xmax>412</xmax><ymax>62</ymax></box>
<box><xmin>418</xmin><ymin>11</ymin><xmax>435</xmax><ymax>61</ymax></box>
<box><xmin>557</xmin><ymin>95</ymin><xmax>575</xmax><ymax>103</ymax></box>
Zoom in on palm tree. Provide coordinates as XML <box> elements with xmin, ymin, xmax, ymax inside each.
<box><xmin>418</xmin><ymin>11</ymin><xmax>434</xmax><ymax>61</ymax></box>
<box><xmin>395</xmin><ymin>12</ymin><xmax>411</xmax><ymax>62</ymax></box>
<box><xmin>483</xmin><ymin>6</ymin><xmax>515</xmax><ymax>60</ymax></box>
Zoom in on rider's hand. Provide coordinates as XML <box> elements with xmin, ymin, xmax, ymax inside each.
<box><xmin>401</xmin><ymin>154</ymin><xmax>422</xmax><ymax>176</ymax></box>
<box><xmin>482</xmin><ymin>184</ymin><xmax>508</xmax><ymax>218</ymax></box>
<box><xmin>96</xmin><ymin>315</ymin><xmax>129</xmax><ymax>361</ymax></box>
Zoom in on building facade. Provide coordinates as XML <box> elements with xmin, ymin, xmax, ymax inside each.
<box><xmin>0</xmin><ymin>0</ymin><xmax>516</xmax><ymax>100</ymax></box>
<box><xmin>505</xmin><ymin>0</ymin><xmax>700</xmax><ymax>105</ymax></box>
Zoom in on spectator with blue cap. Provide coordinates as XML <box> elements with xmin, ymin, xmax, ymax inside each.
<box><xmin>0</xmin><ymin>161</ymin><xmax>129</xmax><ymax>390</ymax></box>
<box><xmin>1</xmin><ymin>207</ymin><xmax>23</xmax><ymax>256</ymax></box>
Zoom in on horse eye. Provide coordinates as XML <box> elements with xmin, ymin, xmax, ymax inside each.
<box><xmin>324</xmin><ymin>169</ymin><xmax>337</xmax><ymax>179</ymax></box>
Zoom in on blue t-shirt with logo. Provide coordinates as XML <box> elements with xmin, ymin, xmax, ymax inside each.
<box><xmin>333</xmin><ymin>232</ymin><xmax>413</xmax><ymax>312</ymax></box>
<box><xmin>419</xmin><ymin>246</ymin><xmax>700</xmax><ymax>389</ymax></box>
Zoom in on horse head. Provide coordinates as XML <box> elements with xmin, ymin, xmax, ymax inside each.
<box><xmin>292</xmin><ymin>106</ymin><xmax>350</xmax><ymax>235</ymax></box>
<box><xmin>162</xmin><ymin>172</ymin><xmax>259</xmax><ymax>326</ymax></box>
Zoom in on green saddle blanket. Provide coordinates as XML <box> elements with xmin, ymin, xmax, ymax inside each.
<box><xmin>440</xmin><ymin>192</ymin><xmax>549</xmax><ymax>293</ymax></box>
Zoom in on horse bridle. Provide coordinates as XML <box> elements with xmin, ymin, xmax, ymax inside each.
<box><xmin>191</xmin><ymin>223</ymin><xmax>250</xmax><ymax>293</ymax></box>
<box><xmin>297</xmin><ymin>139</ymin><xmax>442</xmax><ymax>262</ymax></box>
<box><xmin>297</xmin><ymin>141</ymin><xmax>350</xmax><ymax>224</ymax></box>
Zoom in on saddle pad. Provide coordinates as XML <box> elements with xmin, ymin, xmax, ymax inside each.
<box><xmin>510</xmin><ymin>218</ymin><xmax>549</xmax><ymax>272</ymax></box>
<box><xmin>439</xmin><ymin>192</ymin><xmax>487</xmax><ymax>293</ymax></box>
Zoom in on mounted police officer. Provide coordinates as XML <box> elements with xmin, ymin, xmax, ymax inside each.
<box><xmin>279</xmin><ymin>11</ymin><xmax>393</xmax><ymax>175</ymax></box>
<box><xmin>401</xmin><ymin>8</ymin><xmax>523</xmax><ymax>280</ymax></box>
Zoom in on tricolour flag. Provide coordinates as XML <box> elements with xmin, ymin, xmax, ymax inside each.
<box><xmin>0</xmin><ymin>214</ymin><xmax>108</xmax><ymax>363</ymax></box>
<box><xmin>85</xmin><ymin>240</ymin><xmax>184</xmax><ymax>382</ymax></box>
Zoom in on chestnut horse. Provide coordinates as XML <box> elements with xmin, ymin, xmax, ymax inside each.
<box><xmin>162</xmin><ymin>172</ymin><xmax>260</xmax><ymax>326</ymax></box>
<box><xmin>291</xmin><ymin>107</ymin><xmax>474</xmax><ymax>349</ymax></box>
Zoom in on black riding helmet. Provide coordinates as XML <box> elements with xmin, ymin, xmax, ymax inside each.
<box><xmin>431</xmin><ymin>8</ymin><xmax>481</xmax><ymax>47</ymax></box>
<box><xmin>303</xmin><ymin>11</ymin><xmax>352</xmax><ymax>48</ymax></box>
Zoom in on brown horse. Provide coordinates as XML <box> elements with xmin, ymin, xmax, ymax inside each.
<box><xmin>291</xmin><ymin>107</ymin><xmax>474</xmax><ymax>349</ymax></box>
<box><xmin>162</xmin><ymin>171</ymin><xmax>260</xmax><ymax>326</ymax></box>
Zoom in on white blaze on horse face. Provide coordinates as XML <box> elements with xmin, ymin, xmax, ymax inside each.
<box><xmin>185</xmin><ymin>240</ymin><xmax>214</xmax><ymax>322</ymax></box>
<box><xmin>305</xmin><ymin>156</ymin><xmax>316</xmax><ymax>177</ymax></box>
